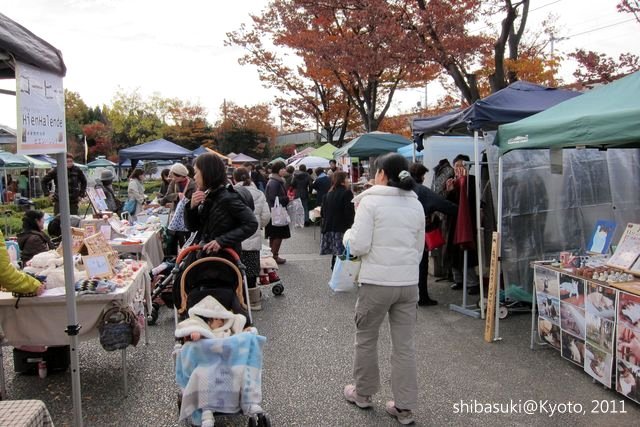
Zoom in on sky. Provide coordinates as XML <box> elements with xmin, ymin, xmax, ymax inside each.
<box><xmin>1</xmin><ymin>0</ymin><xmax>638</xmax><ymax>130</ymax></box>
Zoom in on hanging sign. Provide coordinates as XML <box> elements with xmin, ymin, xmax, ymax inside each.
<box><xmin>16</xmin><ymin>60</ymin><xmax>66</xmax><ymax>155</ymax></box>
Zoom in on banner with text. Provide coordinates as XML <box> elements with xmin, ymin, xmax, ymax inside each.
<box><xmin>16</xmin><ymin>60</ymin><xmax>66</xmax><ymax>154</ymax></box>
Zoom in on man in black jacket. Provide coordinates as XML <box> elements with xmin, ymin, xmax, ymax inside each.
<box><xmin>291</xmin><ymin>164</ymin><xmax>313</xmax><ymax>226</ymax></box>
<box><xmin>410</xmin><ymin>163</ymin><xmax>457</xmax><ymax>306</ymax></box>
<box><xmin>41</xmin><ymin>153</ymin><xmax>87</xmax><ymax>215</ymax></box>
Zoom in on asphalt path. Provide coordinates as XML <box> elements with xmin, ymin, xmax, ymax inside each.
<box><xmin>2</xmin><ymin>225</ymin><xmax>639</xmax><ymax>426</ymax></box>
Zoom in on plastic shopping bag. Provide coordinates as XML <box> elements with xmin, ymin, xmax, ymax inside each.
<box><xmin>271</xmin><ymin>197</ymin><xmax>290</xmax><ymax>226</ymax></box>
<box><xmin>328</xmin><ymin>243</ymin><xmax>360</xmax><ymax>292</ymax></box>
<box><xmin>287</xmin><ymin>198</ymin><xmax>305</xmax><ymax>228</ymax></box>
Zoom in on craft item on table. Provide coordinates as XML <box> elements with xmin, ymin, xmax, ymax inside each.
<box><xmin>586</xmin><ymin>220</ymin><xmax>617</xmax><ymax>255</ymax></box>
<box><xmin>84</xmin><ymin>232</ymin><xmax>119</xmax><ymax>266</ymax></box>
<box><xmin>82</xmin><ymin>254</ymin><xmax>113</xmax><ymax>279</ymax></box>
<box><xmin>56</xmin><ymin>227</ymin><xmax>86</xmax><ymax>256</ymax></box>
<box><xmin>87</xmin><ymin>187</ymin><xmax>110</xmax><ymax>214</ymax></box>
<box><xmin>74</xmin><ymin>278</ymin><xmax>117</xmax><ymax>295</ymax></box>
<box><xmin>108</xmin><ymin>217</ymin><xmax>126</xmax><ymax>236</ymax></box>
<box><xmin>24</xmin><ymin>250</ymin><xmax>88</xmax><ymax>288</ymax></box>
<box><xmin>84</xmin><ymin>224</ymin><xmax>96</xmax><ymax>237</ymax></box>
<box><xmin>100</xmin><ymin>224</ymin><xmax>112</xmax><ymax>241</ymax></box>
<box><xmin>607</xmin><ymin>223</ymin><xmax>640</xmax><ymax>271</ymax></box>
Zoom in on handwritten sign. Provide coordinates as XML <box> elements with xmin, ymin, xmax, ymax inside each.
<box><xmin>82</xmin><ymin>254</ymin><xmax>113</xmax><ymax>278</ymax></box>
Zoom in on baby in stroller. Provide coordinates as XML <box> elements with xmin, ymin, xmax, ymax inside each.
<box><xmin>175</xmin><ymin>295</ymin><xmax>255</xmax><ymax>340</ymax></box>
<box><xmin>173</xmin><ymin>249</ymin><xmax>270</xmax><ymax>427</ymax></box>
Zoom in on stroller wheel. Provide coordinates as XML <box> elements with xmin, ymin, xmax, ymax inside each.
<box><xmin>498</xmin><ymin>305</ymin><xmax>509</xmax><ymax>320</ymax></box>
<box><xmin>272</xmin><ymin>283</ymin><xmax>284</xmax><ymax>296</ymax></box>
<box><xmin>257</xmin><ymin>413</ymin><xmax>271</xmax><ymax>427</ymax></box>
<box><xmin>147</xmin><ymin>303</ymin><xmax>159</xmax><ymax>325</ymax></box>
<box><xmin>247</xmin><ymin>416</ymin><xmax>258</xmax><ymax>427</ymax></box>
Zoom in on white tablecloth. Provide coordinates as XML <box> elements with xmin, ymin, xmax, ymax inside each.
<box><xmin>0</xmin><ymin>264</ymin><xmax>150</xmax><ymax>347</ymax></box>
<box><xmin>110</xmin><ymin>229</ymin><xmax>164</xmax><ymax>267</ymax></box>
<box><xmin>0</xmin><ymin>400</ymin><xmax>53</xmax><ymax>426</ymax></box>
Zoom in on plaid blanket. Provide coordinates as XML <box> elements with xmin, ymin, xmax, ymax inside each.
<box><xmin>175</xmin><ymin>332</ymin><xmax>266</xmax><ymax>424</ymax></box>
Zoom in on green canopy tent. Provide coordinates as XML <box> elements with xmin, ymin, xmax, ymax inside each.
<box><xmin>334</xmin><ymin>132</ymin><xmax>412</xmax><ymax>158</ymax></box>
<box><xmin>495</xmin><ymin>71</ymin><xmax>640</xmax><ymax>154</ymax></box>
<box><xmin>490</xmin><ymin>71</ymin><xmax>640</xmax><ymax>341</ymax></box>
<box><xmin>87</xmin><ymin>156</ymin><xmax>116</xmax><ymax>168</ymax></box>
<box><xmin>310</xmin><ymin>143</ymin><xmax>338</xmax><ymax>160</ymax></box>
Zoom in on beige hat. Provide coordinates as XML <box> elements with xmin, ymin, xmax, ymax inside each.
<box><xmin>170</xmin><ymin>163</ymin><xmax>189</xmax><ymax>177</ymax></box>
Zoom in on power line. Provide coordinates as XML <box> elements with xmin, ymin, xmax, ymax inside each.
<box><xmin>564</xmin><ymin>18</ymin><xmax>636</xmax><ymax>39</ymax></box>
<box><xmin>468</xmin><ymin>0</ymin><xmax>564</xmax><ymax>34</ymax></box>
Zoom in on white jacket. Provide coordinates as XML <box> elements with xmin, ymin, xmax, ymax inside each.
<box><xmin>343</xmin><ymin>185</ymin><xmax>425</xmax><ymax>287</ymax></box>
<box><xmin>234</xmin><ymin>183</ymin><xmax>271</xmax><ymax>251</ymax></box>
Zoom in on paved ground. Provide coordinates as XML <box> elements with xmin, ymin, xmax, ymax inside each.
<box><xmin>2</xmin><ymin>225</ymin><xmax>640</xmax><ymax>426</ymax></box>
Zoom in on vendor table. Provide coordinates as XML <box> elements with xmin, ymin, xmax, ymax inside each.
<box><xmin>0</xmin><ymin>263</ymin><xmax>152</xmax><ymax>398</ymax></box>
<box><xmin>0</xmin><ymin>400</ymin><xmax>53</xmax><ymax>426</ymax></box>
<box><xmin>110</xmin><ymin>229</ymin><xmax>164</xmax><ymax>267</ymax></box>
<box><xmin>531</xmin><ymin>262</ymin><xmax>640</xmax><ymax>404</ymax></box>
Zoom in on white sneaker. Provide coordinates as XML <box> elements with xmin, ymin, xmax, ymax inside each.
<box><xmin>385</xmin><ymin>401</ymin><xmax>414</xmax><ymax>424</ymax></box>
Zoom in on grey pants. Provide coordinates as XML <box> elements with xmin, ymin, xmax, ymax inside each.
<box><xmin>353</xmin><ymin>284</ymin><xmax>419</xmax><ymax>410</ymax></box>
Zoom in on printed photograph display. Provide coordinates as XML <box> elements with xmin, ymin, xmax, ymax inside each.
<box><xmin>618</xmin><ymin>291</ymin><xmax>640</xmax><ymax>330</ymax></box>
<box><xmin>586</xmin><ymin>312</ymin><xmax>615</xmax><ymax>353</ymax></box>
<box><xmin>616</xmin><ymin>360</ymin><xmax>640</xmax><ymax>404</ymax></box>
<box><xmin>538</xmin><ymin>318</ymin><xmax>561</xmax><ymax>349</ymax></box>
<box><xmin>560</xmin><ymin>301</ymin><xmax>586</xmax><ymax>339</ymax></box>
<box><xmin>537</xmin><ymin>293</ymin><xmax>560</xmax><ymax>324</ymax></box>
<box><xmin>585</xmin><ymin>343</ymin><xmax>613</xmax><ymax>388</ymax></box>
<box><xmin>586</xmin><ymin>282</ymin><xmax>616</xmax><ymax>321</ymax></box>
<box><xmin>534</xmin><ymin>266</ymin><xmax>560</xmax><ymax>298</ymax></box>
<box><xmin>561</xmin><ymin>330</ymin><xmax>585</xmax><ymax>367</ymax></box>
<box><xmin>559</xmin><ymin>274</ymin><xmax>585</xmax><ymax>308</ymax></box>
<box><xmin>617</xmin><ymin>324</ymin><xmax>640</xmax><ymax>366</ymax></box>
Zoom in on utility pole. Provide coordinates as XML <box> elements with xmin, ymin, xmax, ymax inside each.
<box><xmin>549</xmin><ymin>33</ymin><xmax>567</xmax><ymax>57</ymax></box>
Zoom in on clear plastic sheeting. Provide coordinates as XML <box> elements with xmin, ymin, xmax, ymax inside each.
<box><xmin>486</xmin><ymin>145</ymin><xmax>640</xmax><ymax>293</ymax></box>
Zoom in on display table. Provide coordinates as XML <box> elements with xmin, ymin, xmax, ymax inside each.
<box><xmin>110</xmin><ymin>229</ymin><xmax>164</xmax><ymax>267</ymax></box>
<box><xmin>531</xmin><ymin>262</ymin><xmax>640</xmax><ymax>404</ymax></box>
<box><xmin>0</xmin><ymin>400</ymin><xmax>53</xmax><ymax>426</ymax></box>
<box><xmin>0</xmin><ymin>263</ymin><xmax>151</xmax><ymax>398</ymax></box>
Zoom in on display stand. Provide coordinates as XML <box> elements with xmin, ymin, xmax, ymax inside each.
<box><xmin>449</xmin><ymin>250</ymin><xmax>481</xmax><ymax>319</ymax></box>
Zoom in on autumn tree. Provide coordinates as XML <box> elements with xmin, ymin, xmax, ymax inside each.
<box><xmin>215</xmin><ymin>102</ymin><xmax>278</xmax><ymax>158</ymax></box>
<box><xmin>82</xmin><ymin>121</ymin><xmax>114</xmax><ymax>160</ymax></box>
<box><xmin>104</xmin><ymin>89</ymin><xmax>165</xmax><ymax>150</ymax></box>
<box><xmin>569</xmin><ymin>2</ymin><xmax>640</xmax><ymax>84</ymax></box>
<box><xmin>237</xmin><ymin>0</ymin><xmax>436</xmax><ymax>133</ymax></box>
<box><xmin>227</xmin><ymin>22</ymin><xmax>354</xmax><ymax>144</ymax></box>
<box><xmin>163</xmin><ymin>99</ymin><xmax>216</xmax><ymax>151</ymax></box>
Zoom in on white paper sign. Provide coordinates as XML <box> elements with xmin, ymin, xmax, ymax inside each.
<box><xmin>16</xmin><ymin>61</ymin><xmax>66</xmax><ymax>154</ymax></box>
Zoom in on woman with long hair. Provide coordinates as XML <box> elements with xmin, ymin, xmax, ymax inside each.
<box><xmin>17</xmin><ymin>210</ymin><xmax>54</xmax><ymax>264</ymax></box>
<box><xmin>233</xmin><ymin>167</ymin><xmax>271</xmax><ymax>310</ymax></box>
<box><xmin>184</xmin><ymin>153</ymin><xmax>257</xmax><ymax>256</ymax></box>
<box><xmin>264</xmin><ymin>161</ymin><xmax>290</xmax><ymax>264</ymax></box>
<box><xmin>158</xmin><ymin>168</ymin><xmax>171</xmax><ymax>198</ymax></box>
<box><xmin>320</xmin><ymin>171</ymin><xmax>354</xmax><ymax>269</ymax></box>
<box><xmin>342</xmin><ymin>153</ymin><xmax>424</xmax><ymax>425</ymax></box>
<box><xmin>126</xmin><ymin>168</ymin><xmax>146</xmax><ymax>217</ymax></box>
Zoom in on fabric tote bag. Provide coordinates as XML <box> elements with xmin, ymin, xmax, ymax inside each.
<box><xmin>168</xmin><ymin>197</ymin><xmax>189</xmax><ymax>232</ymax></box>
<box><xmin>271</xmin><ymin>197</ymin><xmax>290</xmax><ymax>226</ymax></box>
<box><xmin>328</xmin><ymin>242</ymin><xmax>361</xmax><ymax>292</ymax></box>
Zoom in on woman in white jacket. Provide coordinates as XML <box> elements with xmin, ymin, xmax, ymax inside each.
<box><xmin>342</xmin><ymin>153</ymin><xmax>425</xmax><ymax>425</ymax></box>
<box><xmin>126</xmin><ymin>169</ymin><xmax>146</xmax><ymax>218</ymax></box>
<box><xmin>233</xmin><ymin>167</ymin><xmax>271</xmax><ymax>310</ymax></box>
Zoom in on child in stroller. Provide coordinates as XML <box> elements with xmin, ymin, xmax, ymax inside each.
<box><xmin>173</xmin><ymin>247</ymin><xmax>271</xmax><ymax>427</ymax></box>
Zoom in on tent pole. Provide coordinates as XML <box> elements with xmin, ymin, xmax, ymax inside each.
<box><xmin>494</xmin><ymin>155</ymin><xmax>504</xmax><ymax>341</ymax></box>
<box><xmin>474</xmin><ymin>130</ymin><xmax>485</xmax><ymax>319</ymax></box>
<box><xmin>55</xmin><ymin>153</ymin><xmax>84</xmax><ymax>426</ymax></box>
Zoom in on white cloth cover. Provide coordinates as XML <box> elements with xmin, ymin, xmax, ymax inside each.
<box><xmin>175</xmin><ymin>296</ymin><xmax>246</xmax><ymax>340</ymax></box>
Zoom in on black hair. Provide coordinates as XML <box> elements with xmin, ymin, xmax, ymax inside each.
<box><xmin>453</xmin><ymin>154</ymin><xmax>470</xmax><ymax>164</ymax></box>
<box><xmin>409</xmin><ymin>163</ymin><xmax>428</xmax><ymax>184</ymax></box>
<box><xmin>186</xmin><ymin>163</ymin><xmax>195</xmax><ymax>179</ymax></box>
<box><xmin>233</xmin><ymin>167</ymin><xmax>252</xmax><ymax>186</ymax></box>
<box><xmin>375</xmin><ymin>153</ymin><xmax>414</xmax><ymax>191</ymax></box>
<box><xmin>195</xmin><ymin>153</ymin><xmax>227</xmax><ymax>189</ymax></box>
<box><xmin>298</xmin><ymin>164</ymin><xmax>307</xmax><ymax>172</ymax></box>
<box><xmin>22</xmin><ymin>210</ymin><xmax>44</xmax><ymax>232</ymax></box>
<box><xmin>329</xmin><ymin>159</ymin><xmax>336</xmax><ymax>165</ymax></box>
<box><xmin>286</xmin><ymin>165</ymin><xmax>295</xmax><ymax>174</ymax></box>
<box><xmin>314</xmin><ymin>167</ymin><xmax>324</xmax><ymax>176</ymax></box>
<box><xmin>330</xmin><ymin>171</ymin><xmax>348</xmax><ymax>191</ymax></box>
<box><xmin>161</xmin><ymin>168</ymin><xmax>170</xmax><ymax>180</ymax></box>
<box><xmin>130</xmin><ymin>169</ymin><xmax>144</xmax><ymax>180</ymax></box>
<box><xmin>271</xmin><ymin>161</ymin><xmax>286</xmax><ymax>174</ymax></box>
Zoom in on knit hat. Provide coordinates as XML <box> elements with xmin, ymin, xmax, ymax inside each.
<box><xmin>100</xmin><ymin>170</ymin><xmax>115</xmax><ymax>181</ymax></box>
<box><xmin>170</xmin><ymin>163</ymin><xmax>189</xmax><ymax>177</ymax></box>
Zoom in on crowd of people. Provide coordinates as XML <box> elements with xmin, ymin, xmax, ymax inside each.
<box><xmin>0</xmin><ymin>149</ymin><xmax>483</xmax><ymax>425</ymax></box>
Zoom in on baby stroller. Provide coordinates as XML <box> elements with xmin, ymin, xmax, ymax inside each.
<box><xmin>147</xmin><ymin>259</ymin><xmax>177</xmax><ymax>325</ymax></box>
<box><xmin>173</xmin><ymin>245</ymin><xmax>271</xmax><ymax>426</ymax></box>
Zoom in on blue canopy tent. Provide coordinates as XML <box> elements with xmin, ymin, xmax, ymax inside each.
<box><xmin>411</xmin><ymin>81</ymin><xmax>582</xmax><ymax>329</ymax></box>
<box><xmin>192</xmin><ymin>145</ymin><xmax>208</xmax><ymax>156</ymax></box>
<box><xmin>118</xmin><ymin>138</ymin><xmax>192</xmax><ymax>163</ymax></box>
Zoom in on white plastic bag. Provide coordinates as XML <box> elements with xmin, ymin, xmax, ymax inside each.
<box><xmin>271</xmin><ymin>197</ymin><xmax>290</xmax><ymax>226</ymax></box>
<box><xmin>287</xmin><ymin>198</ymin><xmax>305</xmax><ymax>228</ymax></box>
<box><xmin>328</xmin><ymin>243</ymin><xmax>360</xmax><ymax>292</ymax></box>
